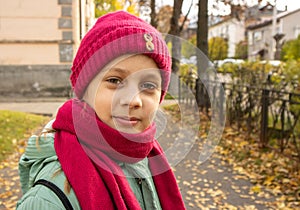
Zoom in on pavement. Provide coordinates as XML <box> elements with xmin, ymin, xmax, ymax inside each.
<box><xmin>0</xmin><ymin>98</ymin><xmax>178</xmax><ymax>117</ymax></box>
<box><xmin>0</xmin><ymin>98</ymin><xmax>67</xmax><ymax>116</ymax></box>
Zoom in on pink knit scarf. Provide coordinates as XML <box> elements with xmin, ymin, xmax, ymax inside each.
<box><xmin>52</xmin><ymin>99</ymin><xmax>186</xmax><ymax>210</ymax></box>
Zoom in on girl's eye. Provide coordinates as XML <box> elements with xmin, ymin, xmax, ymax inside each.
<box><xmin>141</xmin><ymin>82</ymin><xmax>157</xmax><ymax>91</ymax></box>
<box><xmin>107</xmin><ymin>78</ymin><xmax>122</xmax><ymax>85</ymax></box>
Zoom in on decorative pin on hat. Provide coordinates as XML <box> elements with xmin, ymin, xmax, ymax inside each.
<box><xmin>144</xmin><ymin>33</ymin><xmax>154</xmax><ymax>51</ymax></box>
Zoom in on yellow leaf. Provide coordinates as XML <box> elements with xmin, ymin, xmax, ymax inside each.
<box><xmin>278</xmin><ymin>202</ymin><xmax>286</xmax><ymax>208</ymax></box>
<box><xmin>263</xmin><ymin>175</ymin><xmax>275</xmax><ymax>186</ymax></box>
<box><xmin>272</xmin><ymin>186</ymin><xmax>283</xmax><ymax>195</ymax></box>
<box><xmin>18</xmin><ymin>148</ymin><xmax>25</xmax><ymax>154</ymax></box>
<box><xmin>239</xmin><ymin>141</ymin><xmax>248</xmax><ymax>147</ymax></box>
<box><xmin>183</xmin><ymin>181</ymin><xmax>190</xmax><ymax>186</ymax></box>
<box><xmin>289</xmin><ymin>180</ymin><xmax>299</xmax><ymax>186</ymax></box>
<box><xmin>251</xmin><ymin>185</ymin><xmax>261</xmax><ymax>193</ymax></box>
<box><xmin>200</xmin><ymin>133</ymin><xmax>207</xmax><ymax>138</ymax></box>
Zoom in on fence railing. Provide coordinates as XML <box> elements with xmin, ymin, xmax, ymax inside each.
<box><xmin>178</xmin><ymin>75</ymin><xmax>300</xmax><ymax>162</ymax></box>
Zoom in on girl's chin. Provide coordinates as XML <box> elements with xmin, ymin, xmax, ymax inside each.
<box><xmin>116</xmin><ymin>127</ymin><xmax>141</xmax><ymax>134</ymax></box>
<box><xmin>111</xmin><ymin>123</ymin><xmax>143</xmax><ymax>134</ymax></box>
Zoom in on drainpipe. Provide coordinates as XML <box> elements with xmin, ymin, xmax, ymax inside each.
<box><xmin>271</xmin><ymin>0</ymin><xmax>277</xmax><ymax>60</ymax></box>
<box><xmin>79</xmin><ymin>0</ymin><xmax>82</xmax><ymax>40</ymax></box>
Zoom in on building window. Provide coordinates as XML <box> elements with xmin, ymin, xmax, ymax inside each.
<box><xmin>295</xmin><ymin>26</ymin><xmax>300</xmax><ymax>38</ymax></box>
<box><xmin>248</xmin><ymin>31</ymin><xmax>253</xmax><ymax>45</ymax></box>
<box><xmin>254</xmin><ymin>31</ymin><xmax>262</xmax><ymax>41</ymax></box>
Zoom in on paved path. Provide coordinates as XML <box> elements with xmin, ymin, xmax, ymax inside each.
<box><xmin>0</xmin><ymin>98</ymin><xmax>177</xmax><ymax>117</ymax></box>
<box><xmin>0</xmin><ymin>99</ymin><xmax>278</xmax><ymax>209</ymax></box>
<box><xmin>0</xmin><ymin>99</ymin><xmax>65</xmax><ymax>116</ymax></box>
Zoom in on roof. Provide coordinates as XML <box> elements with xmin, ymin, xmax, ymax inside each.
<box><xmin>209</xmin><ymin>16</ymin><xmax>240</xmax><ymax>28</ymax></box>
<box><xmin>247</xmin><ymin>8</ymin><xmax>300</xmax><ymax>30</ymax></box>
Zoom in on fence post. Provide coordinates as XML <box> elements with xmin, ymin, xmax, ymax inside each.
<box><xmin>280</xmin><ymin>100</ymin><xmax>286</xmax><ymax>152</ymax></box>
<box><xmin>219</xmin><ymin>82</ymin><xmax>225</xmax><ymax>126</ymax></box>
<box><xmin>178</xmin><ymin>76</ymin><xmax>181</xmax><ymax>103</ymax></box>
<box><xmin>195</xmin><ymin>78</ymin><xmax>202</xmax><ymax>110</ymax></box>
<box><xmin>260</xmin><ymin>88</ymin><xmax>269</xmax><ymax>147</ymax></box>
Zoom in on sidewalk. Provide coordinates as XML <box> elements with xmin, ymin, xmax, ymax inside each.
<box><xmin>0</xmin><ymin>101</ymin><xmax>63</xmax><ymax>117</ymax></box>
<box><xmin>0</xmin><ymin>97</ymin><xmax>67</xmax><ymax>117</ymax></box>
<box><xmin>0</xmin><ymin>98</ymin><xmax>178</xmax><ymax>117</ymax></box>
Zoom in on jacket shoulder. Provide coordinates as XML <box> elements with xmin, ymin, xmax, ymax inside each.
<box><xmin>17</xmin><ymin>119</ymin><xmax>81</xmax><ymax>209</ymax></box>
<box><xmin>16</xmin><ymin>188</ymin><xmax>65</xmax><ymax>210</ymax></box>
<box><xmin>17</xmin><ymin>155</ymin><xmax>81</xmax><ymax>209</ymax></box>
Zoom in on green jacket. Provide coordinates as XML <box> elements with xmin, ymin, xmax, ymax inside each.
<box><xmin>16</xmin><ymin>120</ymin><xmax>162</xmax><ymax>210</ymax></box>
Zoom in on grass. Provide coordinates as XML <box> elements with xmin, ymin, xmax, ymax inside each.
<box><xmin>0</xmin><ymin>110</ymin><xmax>49</xmax><ymax>162</ymax></box>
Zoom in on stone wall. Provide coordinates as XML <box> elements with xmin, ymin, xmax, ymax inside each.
<box><xmin>0</xmin><ymin>65</ymin><xmax>72</xmax><ymax>98</ymax></box>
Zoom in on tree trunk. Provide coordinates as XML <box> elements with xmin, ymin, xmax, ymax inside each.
<box><xmin>150</xmin><ymin>0</ymin><xmax>157</xmax><ymax>28</ymax></box>
<box><xmin>197</xmin><ymin>0</ymin><xmax>208</xmax><ymax>57</ymax></box>
<box><xmin>196</xmin><ymin>0</ymin><xmax>209</xmax><ymax>108</ymax></box>
<box><xmin>168</xmin><ymin>0</ymin><xmax>183</xmax><ymax>74</ymax></box>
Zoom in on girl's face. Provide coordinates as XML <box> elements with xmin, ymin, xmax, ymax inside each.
<box><xmin>85</xmin><ymin>55</ymin><xmax>162</xmax><ymax>133</ymax></box>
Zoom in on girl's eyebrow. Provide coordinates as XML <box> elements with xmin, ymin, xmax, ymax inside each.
<box><xmin>108</xmin><ymin>67</ymin><xmax>129</xmax><ymax>75</ymax></box>
<box><xmin>108</xmin><ymin>67</ymin><xmax>161</xmax><ymax>80</ymax></box>
<box><xmin>143</xmin><ymin>72</ymin><xmax>162</xmax><ymax>81</ymax></box>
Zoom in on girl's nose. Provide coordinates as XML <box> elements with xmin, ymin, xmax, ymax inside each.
<box><xmin>119</xmin><ymin>86</ymin><xmax>142</xmax><ymax>109</ymax></box>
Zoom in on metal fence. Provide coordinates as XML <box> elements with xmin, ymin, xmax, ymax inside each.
<box><xmin>178</xmin><ymin>75</ymin><xmax>300</xmax><ymax>162</ymax></box>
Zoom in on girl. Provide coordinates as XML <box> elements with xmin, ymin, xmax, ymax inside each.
<box><xmin>17</xmin><ymin>11</ymin><xmax>186</xmax><ymax>210</ymax></box>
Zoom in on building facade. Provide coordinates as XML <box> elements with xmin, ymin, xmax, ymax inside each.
<box><xmin>207</xmin><ymin>3</ymin><xmax>277</xmax><ymax>59</ymax></box>
<box><xmin>0</xmin><ymin>0</ymin><xmax>94</xmax><ymax>98</ymax></box>
<box><xmin>208</xmin><ymin>17</ymin><xmax>245</xmax><ymax>58</ymax></box>
<box><xmin>247</xmin><ymin>8</ymin><xmax>300</xmax><ymax>60</ymax></box>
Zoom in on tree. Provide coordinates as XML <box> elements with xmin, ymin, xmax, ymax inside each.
<box><xmin>150</xmin><ymin>0</ymin><xmax>157</xmax><ymax>27</ymax></box>
<box><xmin>168</xmin><ymin>0</ymin><xmax>184</xmax><ymax>74</ymax></box>
<box><xmin>208</xmin><ymin>37</ymin><xmax>228</xmax><ymax>61</ymax></box>
<box><xmin>195</xmin><ymin>0</ymin><xmax>209</xmax><ymax>108</ymax></box>
<box><xmin>165</xmin><ymin>0</ymin><xmax>192</xmax><ymax>74</ymax></box>
<box><xmin>181</xmin><ymin>34</ymin><xmax>196</xmax><ymax>58</ymax></box>
<box><xmin>197</xmin><ymin>0</ymin><xmax>208</xmax><ymax>57</ymax></box>
<box><xmin>281</xmin><ymin>35</ymin><xmax>300</xmax><ymax>61</ymax></box>
<box><xmin>94</xmin><ymin>0</ymin><xmax>138</xmax><ymax>18</ymax></box>
<box><xmin>138</xmin><ymin>0</ymin><xmax>158</xmax><ymax>27</ymax></box>
<box><xmin>235</xmin><ymin>40</ymin><xmax>248</xmax><ymax>59</ymax></box>
<box><xmin>156</xmin><ymin>5</ymin><xmax>173</xmax><ymax>34</ymax></box>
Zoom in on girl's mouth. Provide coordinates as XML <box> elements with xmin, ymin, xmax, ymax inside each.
<box><xmin>113</xmin><ymin>116</ymin><xmax>140</xmax><ymax>126</ymax></box>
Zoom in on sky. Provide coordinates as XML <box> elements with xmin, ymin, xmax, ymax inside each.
<box><xmin>274</xmin><ymin>0</ymin><xmax>300</xmax><ymax>11</ymax></box>
<box><xmin>160</xmin><ymin>0</ymin><xmax>300</xmax><ymax>17</ymax></box>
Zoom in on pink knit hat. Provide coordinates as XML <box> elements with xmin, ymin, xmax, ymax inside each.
<box><xmin>70</xmin><ymin>11</ymin><xmax>171</xmax><ymax>102</ymax></box>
